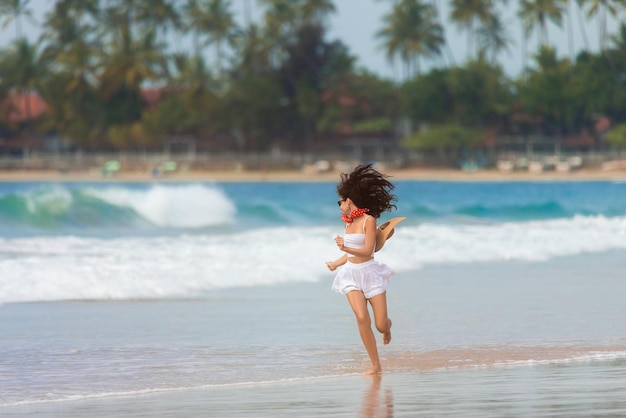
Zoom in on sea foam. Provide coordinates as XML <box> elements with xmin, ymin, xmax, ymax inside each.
<box><xmin>84</xmin><ymin>184</ymin><xmax>236</xmax><ymax>228</ymax></box>
<box><xmin>1</xmin><ymin>214</ymin><xmax>626</xmax><ymax>303</ymax></box>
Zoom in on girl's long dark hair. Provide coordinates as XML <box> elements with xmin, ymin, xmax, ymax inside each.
<box><xmin>337</xmin><ymin>164</ymin><xmax>397</xmax><ymax>218</ymax></box>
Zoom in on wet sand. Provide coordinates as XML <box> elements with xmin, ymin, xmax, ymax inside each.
<box><xmin>6</xmin><ymin>359</ymin><xmax>626</xmax><ymax>417</ymax></box>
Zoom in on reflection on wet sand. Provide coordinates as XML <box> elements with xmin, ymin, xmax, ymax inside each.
<box><xmin>331</xmin><ymin>344</ymin><xmax>626</xmax><ymax>376</ymax></box>
<box><xmin>359</xmin><ymin>374</ymin><xmax>394</xmax><ymax>418</ymax></box>
<box><xmin>381</xmin><ymin>344</ymin><xmax>626</xmax><ymax>373</ymax></box>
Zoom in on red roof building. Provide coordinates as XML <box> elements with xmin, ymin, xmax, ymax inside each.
<box><xmin>3</xmin><ymin>91</ymin><xmax>48</xmax><ymax>123</ymax></box>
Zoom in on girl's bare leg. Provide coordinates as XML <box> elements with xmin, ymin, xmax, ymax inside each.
<box><xmin>369</xmin><ymin>292</ymin><xmax>392</xmax><ymax>345</ymax></box>
<box><xmin>346</xmin><ymin>290</ymin><xmax>381</xmax><ymax>374</ymax></box>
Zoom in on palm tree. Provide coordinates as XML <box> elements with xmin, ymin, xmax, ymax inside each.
<box><xmin>518</xmin><ymin>0</ymin><xmax>565</xmax><ymax>48</ymax></box>
<box><xmin>97</xmin><ymin>27</ymin><xmax>169</xmax><ymax>149</ymax></box>
<box><xmin>522</xmin><ymin>45</ymin><xmax>573</xmax><ymax>134</ymax></box>
<box><xmin>233</xmin><ymin>21</ymin><xmax>272</xmax><ymax>76</ymax></box>
<box><xmin>40</xmin><ymin>0</ymin><xmax>100</xmax><ymax>82</ymax></box>
<box><xmin>0</xmin><ymin>0</ymin><xmax>33</xmax><ymax>39</ymax></box>
<box><xmin>99</xmin><ymin>29</ymin><xmax>168</xmax><ymax>99</ymax></box>
<box><xmin>448</xmin><ymin>0</ymin><xmax>491</xmax><ymax>59</ymax></box>
<box><xmin>259</xmin><ymin>0</ymin><xmax>296</xmax><ymax>38</ymax></box>
<box><xmin>171</xmin><ymin>53</ymin><xmax>216</xmax><ymax>95</ymax></box>
<box><xmin>162</xmin><ymin>53</ymin><xmax>217</xmax><ymax>138</ymax></box>
<box><xmin>376</xmin><ymin>0</ymin><xmax>444</xmax><ymax>79</ymax></box>
<box><xmin>574</xmin><ymin>0</ymin><xmax>591</xmax><ymax>51</ymax></box>
<box><xmin>259</xmin><ymin>0</ymin><xmax>334</xmax><ymax>31</ymax></box>
<box><xmin>476</xmin><ymin>13</ymin><xmax>514</xmax><ymax>63</ymax></box>
<box><xmin>47</xmin><ymin>0</ymin><xmax>99</xmax><ymax>20</ymax></box>
<box><xmin>259</xmin><ymin>0</ymin><xmax>299</xmax><ymax>68</ymax></box>
<box><xmin>96</xmin><ymin>1</ymin><xmax>170</xmax><ymax>136</ymax></box>
<box><xmin>610</xmin><ymin>22</ymin><xmax>626</xmax><ymax>51</ymax></box>
<box><xmin>184</xmin><ymin>0</ymin><xmax>238</xmax><ymax>76</ymax></box>
<box><xmin>578</xmin><ymin>0</ymin><xmax>626</xmax><ymax>51</ymax></box>
<box><xmin>38</xmin><ymin>1</ymin><xmax>102</xmax><ymax>144</ymax></box>
<box><xmin>0</xmin><ymin>37</ymin><xmax>44</xmax><ymax>135</ymax></box>
<box><xmin>258</xmin><ymin>0</ymin><xmax>335</xmax><ymax>70</ymax></box>
<box><xmin>429</xmin><ymin>0</ymin><xmax>455</xmax><ymax>67</ymax></box>
<box><xmin>560</xmin><ymin>0</ymin><xmax>575</xmax><ymax>60</ymax></box>
<box><xmin>299</xmin><ymin>0</ymin><xmax>336</xmax><ymax>26</ymax></box>
<box><xmin>135</xmin><ymin>0</ymin><xmax>181</xmax><ymax>35</ymax></box>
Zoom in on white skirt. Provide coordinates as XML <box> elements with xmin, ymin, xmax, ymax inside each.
<box><xmin>331</xmin><ymin>259</ymin><xmax>393</xmax><ymax>299</ymax></box>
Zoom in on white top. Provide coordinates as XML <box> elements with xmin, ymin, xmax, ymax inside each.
<box><xmin>343</xmin><ymin>215</ymin><xmax>374</xmax><ymax>256</ymax></box>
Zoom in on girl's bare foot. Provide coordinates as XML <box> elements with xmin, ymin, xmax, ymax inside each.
<box><xmin>383</xmin><ymin>319</ymin><xmax>392</xmax><ymax>345</ymax></box>
<box><xmin>364</xmin><ymin>365</ymin><xmax>382</xmax><ymax>375</ymax></box>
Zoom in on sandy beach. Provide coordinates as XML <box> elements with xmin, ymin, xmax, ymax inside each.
<box><xmin>3</xmin><ymin>254</ymin><xmax>626</xmax><ymax>417</ymax></box>
<box><xmin>1</xmin><ymin>166</ymin><xmax>626</xmax><ymax>182</ymax></box>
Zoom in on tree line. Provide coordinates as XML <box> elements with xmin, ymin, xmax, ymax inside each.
<box><xmin>0</xmin><ymin>0</ymin><xmax>625</xmax><ymax>156</ymax></box>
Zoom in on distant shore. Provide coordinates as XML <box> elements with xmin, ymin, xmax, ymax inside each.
<box><xmin>1</xmin><ymin>166</ymin><xmax>626</xmax><ymax>182</ymax></box>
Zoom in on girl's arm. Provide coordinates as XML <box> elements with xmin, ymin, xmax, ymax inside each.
<box><xmin>326</xmin><ymin>253</ymin><xmax>347</xmax><ymax>271</ymax></box>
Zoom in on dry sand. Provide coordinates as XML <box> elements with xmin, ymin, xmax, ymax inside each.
<box><xmin>1</xmin><ymin>166</ymin><xmax>626</xmax><ymax>182</ymax></box>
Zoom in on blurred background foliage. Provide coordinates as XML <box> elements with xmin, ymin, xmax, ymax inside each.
<box><xmin>0</xmin><ymin>0</ymin><xmax>625</xmax><ymax>156</ymax></box>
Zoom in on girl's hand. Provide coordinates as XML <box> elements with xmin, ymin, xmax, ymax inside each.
<box><xmin>326</xmin><ymin>261</ymin><xmax>336</xmax><ymax>271</ymax></box>
<box><xmin>334</xmin><ymin>235</ymin><xmax>345</xmax><ymax>251</ymax></box>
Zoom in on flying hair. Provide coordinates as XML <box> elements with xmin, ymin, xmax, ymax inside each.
<box><xmin>337</xmin><ymin>164</ymin><xmax>398</xmax><ymax>218</ymax></box>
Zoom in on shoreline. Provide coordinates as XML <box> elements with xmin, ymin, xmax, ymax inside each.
<box><xmin>1</xmin><ymin>167</ymin><xmax>626</xmax><ymax>182</ymax></box>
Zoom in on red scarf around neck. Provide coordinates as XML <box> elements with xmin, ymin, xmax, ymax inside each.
<box><xmin>342</xmin><ymin>208</ymin><xmax>369</xmax><ymax>224</ymax></box>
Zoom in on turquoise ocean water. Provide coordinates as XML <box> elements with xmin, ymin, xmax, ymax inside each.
<box><xmin>1</xmin><ymin>180</ymin><xmax>626</xmax><ymax>416</ymax></box>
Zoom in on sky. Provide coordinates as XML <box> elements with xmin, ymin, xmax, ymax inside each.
<box><xmin>326</xmin><ymin>0</ymin><xmax>622</xmax><ymax>79</ymax></box>
<box><xmin>0</xmin><ymin>0</ymin><xmax>623</xmax><ymax>80</ymax></box>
